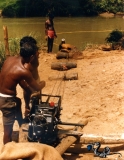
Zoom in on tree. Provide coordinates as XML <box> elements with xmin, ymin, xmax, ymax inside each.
<box><xmin>78</xmin><ymin>0</ymin><xmax>98</xmax><ymax>16</ymax></box>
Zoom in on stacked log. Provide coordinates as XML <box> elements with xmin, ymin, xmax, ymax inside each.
<box><xmin>51</xmin><ymin>62</ymin><xmax>77</xmax><ymax>71</ymax></box>
<box><xmin>48</xmin><ymin>72</ymin><xmax>78</xmax><ymax>80</ymax></box>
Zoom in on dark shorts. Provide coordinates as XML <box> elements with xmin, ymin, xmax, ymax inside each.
<box><xmin>0</xmin><ymin>96</ymin><xmax>22</xmax><ymax>126</ymax></box>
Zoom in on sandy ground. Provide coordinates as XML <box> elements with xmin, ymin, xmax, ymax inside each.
<box><xmin>1</xmin><ymin>48</ymin><xmax>124</xmax><ymax>159</ymax></box>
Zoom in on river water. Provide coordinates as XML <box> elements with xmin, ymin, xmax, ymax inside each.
<box><xmin>0</xmin><ymin>16</ymin><xmax>124</xmax><ymax>52</ymax></box>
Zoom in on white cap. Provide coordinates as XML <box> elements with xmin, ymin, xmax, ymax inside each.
<box><xmin>61</xmin><ymin>38</ymin><xmax>65</xmax><ymax>42</ymax></box>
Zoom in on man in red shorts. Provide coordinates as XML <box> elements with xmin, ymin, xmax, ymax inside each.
<box><xmin>45</xmin><ymin>12</ymin><xmax>57</xmax><ymax>53</ymax></box>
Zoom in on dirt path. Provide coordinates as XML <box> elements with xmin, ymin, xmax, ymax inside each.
<box><xmin>1</xmin><ymin>48</ymin><xmax>124</xmax><ymax>159</ymax></box>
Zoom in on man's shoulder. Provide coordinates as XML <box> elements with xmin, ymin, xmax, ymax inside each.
<box><xmin>4</xmin><ymin>55</ymin><xmax>18</xmax><ymax>63</ymax></box>
<box><xmin>45</xmin><ymin>19</ymin><xmax>50</xmax><ymax>24</ymax></box>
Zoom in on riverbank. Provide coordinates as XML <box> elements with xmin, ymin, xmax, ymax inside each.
<box><xmin>99</xmin><ymin>11</ymin><xmax>124</xmax><ymax>18</ymax></box>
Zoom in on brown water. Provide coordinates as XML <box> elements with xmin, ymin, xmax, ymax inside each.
<box><xmin>0</xmin><ymin>16</ymin><xmax>124</xmax><ymax>52</ymax></box>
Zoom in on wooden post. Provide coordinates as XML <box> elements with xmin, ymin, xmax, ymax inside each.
<box><xmin>3</xmin><ymin>25</ymin><xmax>10</xmax><ymax>57</ymax></box>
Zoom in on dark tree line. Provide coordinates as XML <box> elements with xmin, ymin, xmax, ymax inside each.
<box><xmin>1</xmin><ymin>0</ymin><xmax>124</xmax><ymax>17</ymax></box>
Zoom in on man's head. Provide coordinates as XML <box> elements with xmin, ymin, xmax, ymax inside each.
<box><xmin>20</xmin><ymin>42</ymin><xmax>38</xmax><ymax>58</ymax></box>
<box><xmin>20</xmin><ymin>36</ymin><xmax>37</xmax><ymax>47</ymax></box>
<box><xmin>48</xmin><ymin>12</ymin><xmax>54</xmax><ymax>20</ymax></box>
<box><xmin>61</xmin><ymin>38</ymin><xmax>65</xmax><ymax>44</ymax></box>
<box><xmin>20</xmin><ymin>36</ymin><xmax>38</xmax><ymax>59</ymax></box>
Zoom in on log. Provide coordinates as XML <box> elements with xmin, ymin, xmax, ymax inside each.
<box><xmin>56</xmin><ymin>51</ymin><xmax>83</xmax><ymax>60</ymax></box>
<box><xmin>80</xmin><ymin>134</ymin><xmax>124</xmax><ymax>144</ymax></box>
<box><xmin>55</xmin><ymin>120</ymin><xmax>88</xmax><ymax>155</ymax></box>
<box><xmin>56</xmin><ymin>52</ymin><xmax>73</xmax><ymax>59</ymax></box>
<box><xmin>48</xmin><ymin>72</ymin><xmax>78</xmax><ymax>80</ymax></box>
<box><xmin>51</xmin><ymin>62</ymin><xmax>77</xmax><ymax>71</ymax></box>
<box><xmin>3</xmin><ymin>26</ymin><xmax>10</xmax><ymax>57</ymax></box>
<box><xmin>55</xmin><ymin>135</ymin><xmax>78</xmax><ymax>155</ymax></box>
<box><xmin>61</xmin><ymin>43</ymin><xmax>75</xmax><ymax>50</ymax></box>
<box><xmin>65</xmin><ymin>143</ymin><xmax>124</xmax><ymax>154</ymax></box>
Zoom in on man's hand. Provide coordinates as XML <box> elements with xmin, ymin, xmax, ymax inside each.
<box><xmin>55</xmin><ymin>34</ymin><xmax>57</xmax><ymax>38</ymax></box>
<box><xmin>45</xmin><ymin>36</ymin><xmax>48</xmax><ymax>41</ymax></box>
<box><xmin>24</xmin><ymin>108</ymin><xmax>30</xmax><ymax>117</ymax></box>
<box><xmin>31</xmin><ymin>91</ymin><xmax>41</xmax><ymax>98</ymax></box>
<box><xmin>39</xmin><ymin>81</ymin><xmax>46</xmax><ymax>89</ymax></box>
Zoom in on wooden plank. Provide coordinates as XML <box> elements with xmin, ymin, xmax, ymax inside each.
<box><xmin>56</xmin><ymin>135</ymin><xmax>78</xmax><ymax>155</ymax></box>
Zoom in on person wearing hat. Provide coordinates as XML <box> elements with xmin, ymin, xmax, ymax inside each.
<box><xmin>45</xmin><ymin>13</ymin><xmax>57</xmax><ymax>53</ymax></box>
<box><xmin>59</xmin><ymin>38</ymin><xmax>65</xmax><ymax>51</ymax></box>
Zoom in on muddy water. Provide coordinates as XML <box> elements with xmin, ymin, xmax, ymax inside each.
<box><xmin>0</xmin><ymin>16</ymin><xmax>124</xmax><ymax>52</ymax></box>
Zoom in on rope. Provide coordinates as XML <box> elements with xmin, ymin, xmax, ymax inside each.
<box><xmin>56</xmin><ymin>30</ymin><xmax>114</xmax><ymax>35</ymax></box>
<box><xmin>50</xmin><ymin>71</ymin><xmax>66</xmax><ymax>102</ymax></box>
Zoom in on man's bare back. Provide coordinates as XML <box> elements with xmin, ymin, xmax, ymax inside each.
<box><xmin>0</xmin><ymin>40</ymin><xmax>45</xmax><ymax>144</ymax></box>
<box><xmin>0</xmin><ymin>56</ymin><xmax>41</xmax><ymax>96</ymax></box>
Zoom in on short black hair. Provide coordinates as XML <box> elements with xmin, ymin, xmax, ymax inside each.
<box><xmin>20</xmin><ymin>42</ymin><xmax>38</xmax><ymax>58</ymax></box>
<box><xmin>20</xmin><ymin>36</ymin><xmax>37</xmax><ymax>47</ymax></box>
<box><xmin>48</xmin><ymin>12</ymin><xmax>54</xmax><ymax>19</ymax></box>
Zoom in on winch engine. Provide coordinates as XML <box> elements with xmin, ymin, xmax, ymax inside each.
<box><xmin>27</xmin><ymin>94</ymin><xmax>62</xmax><ymax>145</ymax></box>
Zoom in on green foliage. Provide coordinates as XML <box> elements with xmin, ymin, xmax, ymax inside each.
<box><xmin>97</xmin><ymin>0</ymin><xmax>123</xmax><ymax>13</ymax></box>
<box><xmin>0</xmin><ymin>0</ymin><xmax>124</xmax><ymax>17</ymax></box>
<box><xmin>8</xmin><ymin>37</ymin><xmax>20</xmax><ymax>55</ymax></box>
<box><xmin>105</xmin><ymin>30</ymin><xmax>123</xmax><ymax>43</ymax></box>
<box><xmin>0</xmin><ymin>0</ymin><xmax>17</xmax><ymax>9</ymax></box>
<box><xmin>2</xmin><ymin>4</ymin><xmax>16</xmax><ymax>17</ymax></box>
<box><xmin>78</xmin><ymin>0</ymin><xmax>98</xmax><ymax>16</ymax></box>
<box><xmin>0</xmin><ymin>33</ymin><xmax>43</xmax><ymax>70</ymax></box>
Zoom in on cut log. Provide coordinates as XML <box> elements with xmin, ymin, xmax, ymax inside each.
<box><xmin>51</xmin><ymin>62</ymin><xmax>77</xmax><ymax>71</ymax></box>
<box><xmin>56</xmin><ymin>51</ymin><xmax>83</xmax><ymax>60</ymax></box>
<box><xmin>56</xmin><ymin>52</ymin><xmax>73</xmax><ymax>59</ymax></box>
<box><xmin>61</xmin><ymin>43</ymin><xmax>75</xmax><ymax>50</ymax></box>
<box><xmin>80</xmin><ymin>134</ymin><xmax>124</xmax><ymax>144</ymax></box>
<box><xmin>48</xmin><ymin>72</ymin><xmax>78</xmax><ymax>80</ymax></box>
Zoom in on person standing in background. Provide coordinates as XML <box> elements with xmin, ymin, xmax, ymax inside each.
<box><xmin>45</xmin><ymin>12</ymin><xmax>57</xmax><ymax>53</ymax></box>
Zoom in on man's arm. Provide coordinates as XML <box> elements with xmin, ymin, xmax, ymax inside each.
<box><xmin>45</xmin><ymin>21</ymin><xmax>48</xmax><ymax>36</ymax></box>
<box><xmin>20</xmin><ymin>70</ymin><xmax>45</xmax><ymax>92</ymax></box>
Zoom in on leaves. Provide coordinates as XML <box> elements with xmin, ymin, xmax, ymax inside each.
<box><xmin>105</xmin><ymin>29</ymin><xmax>123</xmax><ymax>43</ymax></box>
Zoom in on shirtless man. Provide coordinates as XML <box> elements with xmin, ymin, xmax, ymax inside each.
<box><xmin>0</xmin><ymin>41</ymin><xmax>45</xmax><ymax>144</ymax></box>
<box><xmin>20</xmin><ymin>36</ymin><xmax>40</xmax><ymax>120</ymax></box>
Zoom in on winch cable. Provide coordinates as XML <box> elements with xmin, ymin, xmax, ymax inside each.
<box><xmin>50</xmin><ymin>49</ymin><xmax>71</xmax><ymax>102</ymax></box>
<box><xmin>49</xmin><ymin>46</ymin><xmax>73</xmax><ymax>102</ymax></box>
<box><xmin>49</xmin><ymin>70</ymin><xmax>67</xmax><ymax>102</ymax></box>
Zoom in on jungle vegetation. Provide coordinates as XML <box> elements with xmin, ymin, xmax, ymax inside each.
<box><xmin>0</xmin><ymin>0</ymin><xmax>123</xmax><ymax>17</ymax></box>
